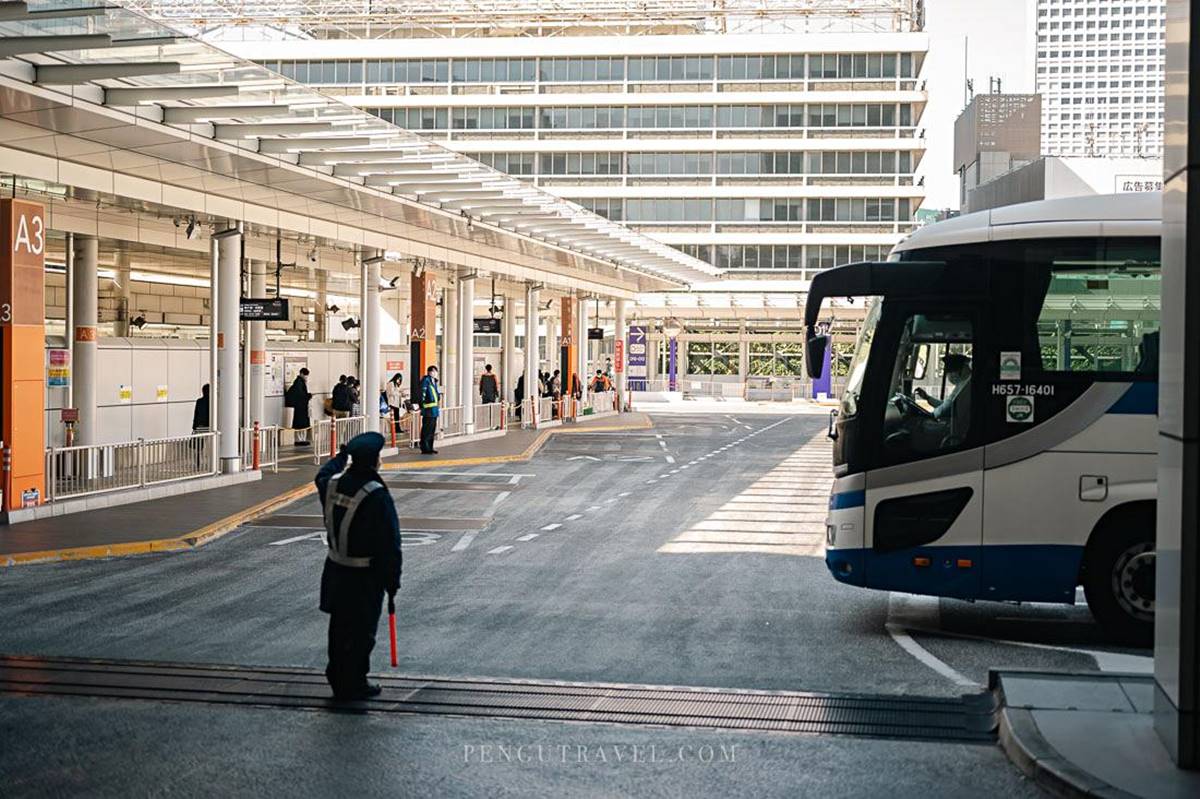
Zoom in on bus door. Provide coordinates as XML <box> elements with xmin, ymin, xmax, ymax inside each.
<box><xmin>862</xmin><ymin>302</ymin><xmax>984</xmax><ymax>600</ymax></box>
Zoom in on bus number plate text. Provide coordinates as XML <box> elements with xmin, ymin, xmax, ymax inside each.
<box><xmin>991</xmin><ymin>384</ymin><xmax>1055</xmax><ymax>397</ymax></box>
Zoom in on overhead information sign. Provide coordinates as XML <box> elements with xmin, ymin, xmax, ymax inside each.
<box><xmin>239</xmin><ymin>298</ymin><xmax>289</xmax><ymax>321</ymax></box>
<box><xmin>473</xmin><ymin>317</ymin><xmax>501</xmax><ymax>334</ymax></box>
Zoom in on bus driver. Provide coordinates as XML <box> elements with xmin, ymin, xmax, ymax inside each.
<box><xmin>915</xmin><ymin>353</ymin><xmax>971</xmax><ymax>424</ymax></box>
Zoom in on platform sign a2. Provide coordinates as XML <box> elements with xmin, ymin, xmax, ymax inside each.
<box><xmin>627</xmin><ymin>325</ymin><xmax>647</xmax><ymax>390</ymax></box>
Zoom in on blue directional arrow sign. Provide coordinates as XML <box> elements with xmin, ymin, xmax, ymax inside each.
<box><xmin>628</xmin><ymin>325</ymin><xmax>648</xmax><ymax>388</ymax></box>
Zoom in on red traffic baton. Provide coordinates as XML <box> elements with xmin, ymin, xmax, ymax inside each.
<box><xmin>388</xmin><ymin>595</ymin><xmax>398</xmax><ymax>668</ymax></box>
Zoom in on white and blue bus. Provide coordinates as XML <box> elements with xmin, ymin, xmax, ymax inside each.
<box><xmin>805</xmin><ymin>193</ymin><xmax>1160</xmax><ymax>643</ymax></box>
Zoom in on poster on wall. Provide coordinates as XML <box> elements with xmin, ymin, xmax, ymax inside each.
<box><xmin>156</xmin><ymin>385</ymin><xmax>169</xmax><ymax>402</ymax></box>
<box><xmin>266</xmin><ymin>353</ymin><xmax>286</xmax><ymax>395</ymax></box>
<box><xmin>118</xmin><ymin>385</ymin><xmax>132</xmax><ymax>404</ymax></box>
<box><xmin>47</xmin><ymin>349</ymin><xmax>70</xmax><ymax>388</ymax></box>
<box><xmin>283</xmin><ymin>355</ymin><xmax>309</xmax><ymax>387</ymax></box>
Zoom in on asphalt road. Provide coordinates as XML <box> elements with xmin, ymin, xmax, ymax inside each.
<box><xmin>0</xmin><ymin>408</ymin><xmax>1148</xmax><ymax>796</ymax></box>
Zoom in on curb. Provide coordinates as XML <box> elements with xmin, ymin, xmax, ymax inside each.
<box><xmin>1</xmin><ymin>415</ymin><xmax>654</xmax><ymax>567</ymax></box>
<box><xmin>990</xmin><ymin>672</ymin><xmax>1139</xmax><ymax>799</ymax></box>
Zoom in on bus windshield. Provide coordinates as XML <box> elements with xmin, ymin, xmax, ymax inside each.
<box><xmin>841</xmin><ymin>299</ymin><xmax>881</xmax><ymax>418</ymax></box>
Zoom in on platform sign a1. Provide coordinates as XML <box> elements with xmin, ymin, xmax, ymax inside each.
<box><xmin>627</xmin><ymin>325</ymin><xmax>647</xmax><ymax>390</ymax></box>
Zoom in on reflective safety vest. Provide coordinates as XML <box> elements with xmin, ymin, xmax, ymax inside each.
<box><xmin>323</xmin><ymin>473</ymin><xmax>385</xmax><ymax>568</ymax></box>
<box><xmin>421</xmin><ymin>377</ymin><xmax>440</xmax><ymax>409</ymax></box>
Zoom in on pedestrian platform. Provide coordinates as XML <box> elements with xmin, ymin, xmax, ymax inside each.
<box><xmin>992</xmin><ymin>669</ymin><xmax>1200</xmax><ymax>798</ymax></box>
<box><xmin>0</xmin><ymin>413</ymin><xmax>652</xmax><ymax>566</ymax></box>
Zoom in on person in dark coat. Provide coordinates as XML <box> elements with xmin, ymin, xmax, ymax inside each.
<box><xmin>285</xmin><ymin>368</ymin><xmax>313</xmax><ymax>445</ymax></box>
<box><xmin>514</xmin><ymin>373</ymin><xmax>525</xmax><ymax>419</ymax></box>
<box><xmin>331</xmin><ymin>375</ymin><xmax>351</xmax><ymax>418</ymax></box>
<box><xmin>479</xmin><ymin>364</ymin><xmax>499</xmax><ymax>404</ymax></box>
<box><xmin>316</xmin><ymin>431</ymin><xmax>402</xmax><ymax>701</ymax></box>
<box><xmin>418</xmin><ymin>365</ymin><xmax>441</xmax><ymax>455</ymax></box>
<box><xmin>192</xmin><ymin>384</ymin><xmax>210</xmax><ymax>432</ymax></box>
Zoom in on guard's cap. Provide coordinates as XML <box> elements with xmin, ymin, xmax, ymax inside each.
<box><xmin>345</xmin><ymin>431</ymin><xmax>385</xmax><ymax>462</ymax></box>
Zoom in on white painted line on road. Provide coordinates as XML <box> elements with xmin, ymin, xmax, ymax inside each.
<box><xmin>648</xmin><ymin>480</ymin><xmax>658</xmax><ymax>484</ymax></box>
<box><xmin>488</xmin><ymin>545</ymin><xmax>514</xmax><ymax>555</ymax></box>
<box><xmin>269</xmin><ymin>531</ymin><xmax>323</xmax><ymax>546</ymax></box>
<box><xmin>604</xmin><ymin>497</ymin><xmax>618</xmax><ymax>503</ymax></box>
<box><xmin>587</xmin><ymin>505</ymin><xmax>602</xmax><ymax>511</ymax></box>
<box><xmin>886</xmin><ymin>593</ymin><xmax>978</xmax><ymax>688</ymax></box>
<box><xmin>665</xmin><ymin>455</ymin><xmax>676</xmax><ymax>464</ymax></box>
<box><xmin>451</xmin><ymin>532</ymin><xmax>477</xmax><ymax>552</ymax></box>
<box><xmin>659</xmin><ymin>474</ymin><xmax>671</xmax><ymax>478</ymax></box>
<box><xmin>516</xmin><ymin>534</ymin><xmax>539</xmax><ymax>542</ymax></box>
<box><xmin>491</xmin><ymin>491</ymin><xmax>512</xmax><ymax>508</ymax></box>
<box><xmin>541</xmin><ymin>523</ymin><xmax>562</xmax><ymax>531</ymax></box>
<box><xmin>565</xmin><ymin>514</ymin><xmax>582</xmax><ymax>521</ymax></box>
<box><xmin>618</xmin><ymin>492</ymin><xmax>631</xmax><ymax>497</ymax></box>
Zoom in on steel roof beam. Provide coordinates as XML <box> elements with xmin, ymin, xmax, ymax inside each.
<box><xmin>163</xmin><ymin>104</ymin><xmax>294</xmax><ymax>123</ymax></box>
<box><xmin>214</xmin><ymin>122</ymin><xmax>346</xmax><ymax>137</ymax></box>
<box><xmin>35</xmin><ymin>62</ymin><xmax>182</xmax><ymax>83</ymax></box>
<box><xmin>104</xmin><ymin>85</ymin><xmax>250</xmax><ymax>104</ymax></box>
<box><xmin>258</xmin><ymin>137</ymin><xmax>376</xmax><ymax>153</ymax></box>
<box><xmin>0</xmin><ymin>3</ymin><xmax>111</xmax><ymax>22</ymax></box>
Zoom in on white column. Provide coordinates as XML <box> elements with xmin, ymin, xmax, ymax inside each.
<box><xmin>361</xmin><ymin>250</ymin><xmax>382</xmax><ymax>431</ymax></box>
<box><xmin>71</xmin><ymin>235</ymin><xmax>98</xmax><ymax>446</ymax></box>
<box><xmin>217</xmin><ymin>224</ymin><xmax>242</xmax><ymax>472</ymax></box>
<box><xmin>459</xmin><ymin>270</ymin><xmax>476</xmax><ymax>431</ymax></box>
<box><xmin>248</xmin><ymin>260</ymin><xmax>266</xmax><ymax>426</ymax></box>
<box><xmin>444</xmin><ymin>283</ymin><xmax>458</xmax><ymax>408</ymax></box>
<box><xmin>615</xmin><ymin>299</ymin><xmax>627</xmax><ymax>409</ymax></box>
<box><xmin>577</xmin><ymin>297</ymin><xmax>589</xmax><ymax>397</ymax></box>
<box><xmin>113</xmin><ymin>250</ymin><xmax>131</xmax><ymax>338</ymax></box>
<box><xmin>545</xmin><ymin>308</ymin><xmax>557</xmax><ymax>376</ymax></box>
<box><xmin>738</xmin><ymin>322</ymin><xmax>750</xmax><ymax>384</ymax></box>
<box><xmin>502</xmin><ymin>290</ymin><xmax>517</xmax><ymax>405</ymax></box>
<box><xmin>524</xmin><ymin>284</ymin><xmax>540</xmax><ymax>414</ymax></box>
<box><xmin>64</xmin><ymin>233</ymin><xmax>75</xmax><ymax>410</ymax></box>
<box><xmin>209</xmin><ymin>239</ymin><xmax>219</xmax><ymax>438</ymax></box>
<box><xmin>316</xmin><ymin>272</ymin><xmax>329</xmax><ymax>343</ymax></box>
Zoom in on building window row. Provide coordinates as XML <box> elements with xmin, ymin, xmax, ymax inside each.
<box><xmin>371</xmin><ymin>103</ymin><xmax>915</xmax><ymax>130</ymax></box>
<box><xmin>576</xmin><ymin>197</ymin><xmax>913</xmax><ymax>223</ymax></box>
<box><xmin>671</xmin><ymin>243</ymin><xmax>891</xmax><ymax>271</ymax></box>
<box><xmin>473</xmin><ymin>150</ymin><xmax>914</xmax><ymax>176</ymax></box>
<box><xmin>258</xmin><ymin>52</ymin><xmax>917</xmax><ymax>85</ymax></box>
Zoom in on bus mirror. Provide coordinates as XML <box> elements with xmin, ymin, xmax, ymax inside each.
<box><xmin>805</xmin><ymin>334</ymin><xmax>830</xmax><ymax>379</ymax></box>
<box><xmin>913</xmin><ymin>344</ymin><xmax>929</xmax><ymax>380</ymax></box>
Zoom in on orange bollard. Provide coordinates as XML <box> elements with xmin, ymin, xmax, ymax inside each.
<box><xmin>252</xmin><ymin>422</ymin><xmax>260</xmax><ymax>471</ymax></box>
<box><xmin>389</xmin><ymin>416</ymin><xmax>397</xmax><ymax>449</ymax></box>
<box><xmin>330</xmin><ymin>421</ymin><xmax>337</xmax><ymax>455</ymax></box>
<box><xmin>388</xmin><ymin>596</ymin><xmax>398</xmax><ymax>668</ymax></box>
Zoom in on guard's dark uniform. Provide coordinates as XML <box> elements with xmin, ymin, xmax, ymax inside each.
<box><xmin>419</xmin><ymin>372</ymin><xmax>440</xmax><ymax>454</ymax></box>
<box><xmin>315</xmin><ymin>432</ymin><xmax>402</xmax><ymax>700</ymax></box>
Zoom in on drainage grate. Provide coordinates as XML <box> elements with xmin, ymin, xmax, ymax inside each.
<box><xmin>0</xmin><ymin>656</ymin><xmax>996</xmax><ymax>743</ymax></box>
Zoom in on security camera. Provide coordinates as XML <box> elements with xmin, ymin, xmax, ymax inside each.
<box><xmin>307</xmin><ymin>248</ymin><xmax>319</xmax><ymax>264</ymax></box>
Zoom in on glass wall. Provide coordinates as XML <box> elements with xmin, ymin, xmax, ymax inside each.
<box><xmin>577</xmin><ymin>197</ymin><xmax>911</xmax><ymax>224</ymax></box>
<box><xmin>471</xmin><ymin>150</ymin><xmax>915</xmax><ymax>177</ymax></box>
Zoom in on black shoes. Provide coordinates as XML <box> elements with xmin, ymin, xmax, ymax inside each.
<box><xmin>420</xmin><ymin>449</ymin><xmax>438</xmax><ymax>455</ymax></box>
<box><xmin>333</xmin><ymin>682</ymin><xmax>382</xmax><ymax>702</ymax></box>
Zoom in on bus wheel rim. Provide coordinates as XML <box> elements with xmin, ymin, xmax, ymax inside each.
<box><xmin>1111</xmin><ymin>542</ymin><xmax>1155</xmax><ymax>622</ymax></box>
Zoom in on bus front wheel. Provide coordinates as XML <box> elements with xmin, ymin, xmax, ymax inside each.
<box><xmin>1083</xmin><ymin>506</ymin><xmax>1155</xmax><ymax>647</ymax></box>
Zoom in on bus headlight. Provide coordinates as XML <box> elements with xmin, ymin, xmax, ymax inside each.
<box><xmin>826</xmin><ymin>524</ymin><xmax>837</xmax><ymax>547</ymax></box>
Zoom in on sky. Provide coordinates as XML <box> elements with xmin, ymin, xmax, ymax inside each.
<box><xmin>918</xmin><ymin>0</ymin><xmax>1036</xmax><ymax>210</ymax></box>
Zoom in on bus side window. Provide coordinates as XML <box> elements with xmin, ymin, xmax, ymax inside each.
<box><xmin>1036</xmin><ymin>247</ymin><xmax>1160</xmax><ymax>376</ymax></box>
<box><xmin>882</xmin><ymin>313</ymin><xmax>975</xmax><ymax>465</ymax></box>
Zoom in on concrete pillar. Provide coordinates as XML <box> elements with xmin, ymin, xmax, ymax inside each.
<box><xmin>248</xmin><ymin>260</ymin><xmax>267</xmax><ymax>426</ymax></box>
<box><xmin>577</xmin><ymin>298</ymin><xmax>590</xmax><ymax>397</ymax></box>
<box><xmin>444</xmin><ymin>283</ymin><xmax>458</xmax><ymax>408</ymax></box>
<box><xmin>615</xmin><ymin>299</ymin><xmax>627</xmax><ymax>409</ymax></box>
<box><xmin>64</xmin><ymin>233</ymin><xmax>74</xmax><ymax>409</ymax></box>
<box><xmin>738</xmin><ymin>322</ymin><xmax>750</xmax><ymax>384</ymax></box>
<box><xmin>216</xmin><ymin>224</ymin><xmax>242</xmax><ymax>472</ymax></box>
<box><xmin>459</xmin><ymin>270</ymin><xmax>476</xmax><ymax>431</ymax></box>
<box><xmin>316</xmin><ymin>271</ymin><xmax>329</xmax><ymax>343</ymax></box>
<box><xmin>361</xmin><ymin>250</ymin><xmax>381</xmax><ymax>431</ymax></box>
<box><xmin>70</xmin><ymin>235</ymin><xmax>98</xmax><ymax>446</ymax></box>
<box><xmin>113</xmin><ymin>250</ymin><xmax>131</xmax><ymax>338</ymax></box>
<box><xmin>524</xmin><ymin>284</ymin><xmax>540</xmax><ymax>415</ymax></box>
<box><xmin>1156</xmin><ymin>0</ymin><xmax>1200</xmax><ymax>766</ymax></box>
<box><xmin>545</xmin><ymin>308</ymin><xmax>557</xmax><ymax>376</ymax></box>
<box><xmin>502</xmin><ymin>290</ymin><xmax>517</xmax><ymax>404</ymax></box>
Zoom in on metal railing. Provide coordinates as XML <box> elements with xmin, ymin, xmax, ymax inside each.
<box><xmin>537</xmin><ymin>396</ymin><xmax>558</xmax><ymax>426</ymax></box>
<box><xmin>518</xmin><ymin>398</ymin><xmax>537</xmax><ymax>429</ymax></box>
<box><xmin>45</xmin><ymin>432</ymin><xmax>218</xmax><ymax>502</ymax></box>
<box><xmin>681</xmin><ymin>380</ymin><xmax>746</xmax><ymax>399</ymax></box>
<box><xmin>439</xmin><ymin>406</ymin><xmax>465</xmax><ymax>439</ymax></box>
<box><xmin>475</xmin><ymin>401</ymin><xmax>504</xmax><ymax>432</ymax></box>
<box><xmin>240</xmin><ymin>425</ymin><xmax>280</xmax><ymax>472</ymax></box>
<box><xmin>590</xmin><ymin>390</ymin><xmax>617</xmax><ymax>415</ymax></box>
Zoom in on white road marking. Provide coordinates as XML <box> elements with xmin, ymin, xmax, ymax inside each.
<box><xmin>491</xmin><ymin>491</ymin><xmax>512</xmax><ymax>508</ymax></box>
<box><xmin>488</xmin><ymin>545</ymin><xmax>514</xmax><ymax>555</ymax></box>
<box><xmin>618</xmin><ymin>492</ymin><xmax>631</xmax><ymax>497</ymax></box>
<box><xmin>451</xmin><ymin>532</ymin><xmax>477</xmax><ymax>552</ymax></box>
<box><xmin>665</xmin><ymin>455</ymin><xmax>676</xmax><ymax>464</ymax></box>
<box><xmin>269</xmin><ymin>531</ymin><xmax>323</xmax><ymax>546</ymax></box>
<box><xmin>541</xmin><ymin>523</ymin><xmax>562</xmax><ymax>531</ymax></box>
<box><xmin>886</xmin><ymin>593</ymin><xmax>978</xmax><ymax>688</ymax></box>
<box><xmin>587</xmin><ymin>505</ymin><xmax>602</xmax><ymax>511</ymax></box>
<box><xmin>516</xmin><ymin>534</ymin><xmax>539</xmax><ymax>542</ymax></box>
<box><xmin>565</xmin><ymin>514</ymin><xmax>582</xmax><ymax>521</ymax></box>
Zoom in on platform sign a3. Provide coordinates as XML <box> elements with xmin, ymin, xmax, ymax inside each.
<box><xmin>627</xmin><ymin>325</ymin><xmax>647</xmax><ymax>390</ymax></box>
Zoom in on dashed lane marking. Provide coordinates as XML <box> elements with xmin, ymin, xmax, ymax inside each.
<box><xmin>565</xmin><ymin>514</ymin><xmax>582</xmax><ymax>521</ymax></box>
<box><xmin>665</xmin><ymin>455</ymin><xmax>676</xmax><ymax>464</ymax></box>
<box><xmin>541</xmin><ymin>523</ymin><xmax>562</xmax><ymax>531</ymax></box>
<box><xmin>516</xmin><ymin>534</ymin><xmax>539</xmax><ymax>542</ymax></box>
<box><xmin>488</xmin><ymin>545</ymin><xmax>514</xmax><ymax>555</ymax></box>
